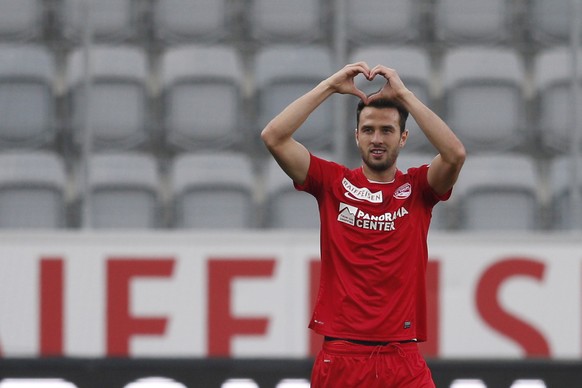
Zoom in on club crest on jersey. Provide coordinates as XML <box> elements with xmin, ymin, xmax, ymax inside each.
<box><xmin>394</xmin><ymin>183</ymin><xmax>412</xmax><ymax>199</ymax></box>
<box><xmin>342</xmin><ymin>178</ymin><xmax>383</xmax><ymax>203</ymax></box>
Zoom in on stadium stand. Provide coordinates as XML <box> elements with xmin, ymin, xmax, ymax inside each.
<box><xmin>0</xmin><ymin>0</ymin><xmax>579</xmax><ymax>230</ymax></box>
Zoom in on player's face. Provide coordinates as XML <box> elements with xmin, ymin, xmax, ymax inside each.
<box><xmin>356</xmin><ymin>107</ymin><xmax>407</xmax><ymax>172</ymax></box>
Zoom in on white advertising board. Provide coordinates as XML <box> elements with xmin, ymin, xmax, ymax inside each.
<box><xmin>0</xmin><ymin>231</ymin><xmax>580</xmax><ymax>359</ymax></box>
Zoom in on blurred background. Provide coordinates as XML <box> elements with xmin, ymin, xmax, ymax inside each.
<box><xmin>0</xmin><ymin>0</ymin><xmax>579</xmax><ymax>231</ymax></box>
<box><xmin>0</xmin><ymin>0</ymin><xmax>581</xmax><ymax>387</ymax></box>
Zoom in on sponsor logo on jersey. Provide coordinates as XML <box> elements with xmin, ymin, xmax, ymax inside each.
<box><xmin>337</xmin><ymin>202</ymin><xmax>408</xmax><ymax>231</ymax></box>
<box><xmin>342</xmin><ymin>178</ymin><xmax>383</xmax><ymax>203</ymax></box>
<box><xmin>394</xmin><ymin>183</ymin><xmax>412</xmax><ymax>199</ymax></box>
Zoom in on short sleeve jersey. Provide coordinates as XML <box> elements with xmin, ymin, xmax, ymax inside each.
<box><xmin>295</xmin><ymin>153</ymin><xmax>451</xmax><ymax>342</ymax></box>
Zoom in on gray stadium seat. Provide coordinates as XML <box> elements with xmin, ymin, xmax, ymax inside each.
<box><xmin>254</xmin><ymin>45</ymin><xmax>334</xmax><ymax>151</ymax></box>
<box><xmin>160</xmin><ymin>45</ymin><xmax>244</xmax><ymax>151</ymax></box>
<box><xmin>434</xmin><ymin>0</ymin><xmax>513</xmax><ymax>44</ymax></box>
<box><xmin>60</xmin><ymin>0</ymin><xmax>138</xmax><ymax>42</ymax></box>
<box><xmin>170</xmin><ymin>152</ymin><xmax>256</xmax><ymax>229</ymax></box>
<box><xmin>534</xmin><ymin>46</ymin><xmax>582</xmax><ymax>154</ymax></box>
<box><xmin>549</xmin><ymin>156</ymin><xmax>582</xmax><ymax>230</ymax></box>
<box><xmin>263</xmin><ymin>157</ymin><xmax>320</xmax><ymax>229</ymax></box>
<box><xmin>66</xmin><ymin>45</ymin><xmax>150</xmax><ymax>150</ymax></box>
<box><xmin>0</xmin><ymin>44</ymin><xmax>56</xmax><ymax>149</ymax></box>
<box><xmin>346</xmin><ymin>0</ymin><xmax>422</xmax><ymax>44</ymax></box>
<box><xmin>0</xmin><ymin>151</ymin><xmax>67</xmax><ymax>229</ymax></box>
<box><xmin>82</xmin><ymin>152</ymin><xmax>161</xmax><ymax>229</ymax></box>
<box><xmin>0</xmin><ymin>0</ymin><xmax>44</xmax><ymax>40</ymax></box>
<box><xmin>529</xmin><ymin>0</ymin><xmax>581</xmax><ymax>45</ymax></box>
<box><xmin>348</xmin><ymin>46</ymin><xmax>433</xmax><ymax>152</ymax></box>
<box><xmin>247</xmin><ymin>0</ymin><xmax>326</xmax><ymax>42</ymax></box>
<box><xmin>152</xmin><ymin>0</ymin><xmax>231</xmax><ymax>43</ymax></box>
<box><xmin>455</xmin><ymin>153</ymin><xmax>540</xmax><ymax>231</ymax></box>
<box><xmin>442</xmin><ymin>46</ymin><xmax>527</xmax><ymax>152</ymax></box>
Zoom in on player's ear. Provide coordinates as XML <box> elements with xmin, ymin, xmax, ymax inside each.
<box><xmin>400</xmin><ymin>129</ymin><xmax>409</xmax><ymax>148</ymax></box>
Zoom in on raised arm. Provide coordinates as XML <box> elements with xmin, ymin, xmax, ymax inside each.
<box><xmin>368</xmin><ymin>65</ymin><xmax>466</xmax><ymax>195</ymax></box>
<box><xmin>261</xmin><ymin>62</ymin><xmax>371</xmax><ymax>185</ymax></box>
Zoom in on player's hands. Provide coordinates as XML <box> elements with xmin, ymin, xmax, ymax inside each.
<box><xmin>367</xmin><ymin>65</ymin><xmax>411</xmax><ymax>103</ymax></box>
<box><xmin>324</xmin><ymin>62</ymin><xmax>371</xmax><ymax>103</ymax></box>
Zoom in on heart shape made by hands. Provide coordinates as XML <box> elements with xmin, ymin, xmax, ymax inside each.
<box><xmin>354</xmin><ymin>72</ymin><xmax>387</xmax><ymax>100</ymax></box>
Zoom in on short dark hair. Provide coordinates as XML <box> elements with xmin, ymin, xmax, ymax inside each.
<box><xmin>356</xmin><ymin>98</ymin><xmax>409</xmax><ymax>134</ymax></box>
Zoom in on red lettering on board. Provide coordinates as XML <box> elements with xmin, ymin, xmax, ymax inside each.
<box><xmin>40</xmin><ymin>258</ymin><xmax>64</xmax><ymax>356</ymax></box>
<box><xmin>107</xmin><ymin>258</ymin><xmax>174</xmax><ymax>356</ymax></box>
<box><xmin>476</xmin><ymin>258</ymin><xmax>550</xmax><ymax>357</ymax></box>
<box><xmin>207</xmin><ymin>259</ymin><xmax>275</xmax><ymax>356</ymax></box>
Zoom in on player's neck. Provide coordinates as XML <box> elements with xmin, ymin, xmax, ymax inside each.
<box><xmin>361</xmin><ymin>164</ymin><xmax>397</xmax><ymax>183</ymax></box>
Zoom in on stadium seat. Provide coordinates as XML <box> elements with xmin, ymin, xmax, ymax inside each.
<box><xmin>434</xmin><ymin>0</ymin><xmax>513</xmax><ymax>44</ymax></box>
<box><xmin>349</xmin><ymin>45</ymin><xmax>433</xmax><ymax>152</ymax></box>
<box><xmin>66</xmin><ymin>45</ymin><xmax>150</xmax><ymax>151</ymax></box>
<box><xmin>247</xmin><ymin>0</ymin><xmax>326</xmax><ymax>42</ymax></box>
<box><xmin>152</xmin><ymin>0</ymin><xmax>231</xmax><ymax>43</ymax></box>
<box><xmin>0</xmin><ymin>44</ymin><xmax>56</xmax><ymax>149</ymax></box>
<box><xmin>0</xmin><ymin>151</ymin><xmax>67</xmax><ymax>229</ymax></box>
<box><xmin>455</xmin><ymin>153</ymin><xmax>540</xmax><ymax>231</ymax></box>
<box><xmin>263</xmin><ymin>156</ymin><xmax>320</xmax><ymax>229</ymax></box>
<box><xmin>59</xmin><ymin>0</ymin><xmax>138</xmax><ymax>42</ymax></box>
<box><xmin>160</xmin><ymin>45</ymin><xmax>244</xmax><ymax>152</ymax></box>
<box><xmin>346</xmin><ymin>0</ymin><xmax>423</xmax><ymax>45</ymax></box>
<box><xmin>254</xmin><ymin>45</ymin><xmax>334</xmax><ymax>151</ymax></box>
<box><xmin>442</xmin><ymin>46</ymin><xmax>527</xmax><ymax>152</ymax></box>
<box><xmin>529</xmin><ymin>0</ymin><xmax>580</xmax><ymax>45</ymax></box>
<box><xmin>548</xmin><ymin>156</ymin><xmax>582</xmax><ymax>230</ymax></box>
<box><xmin>170</xmin><ymin>152</ymin><xmax>256</xmax><ymax>229</ymax></box>
<box><xmin>0</xmin><ymin>0</ymin><xmax>44</xmax><ymax>40</ymax></box>
<box><xmin>80</xmin><ymin>152</ymin><xmax>161</xmax><ymax>229</ymax></box>
<box><xmin>533</xmin><ymin>46</ymin><xmax>582</xmax><ymax>154</ymax></box>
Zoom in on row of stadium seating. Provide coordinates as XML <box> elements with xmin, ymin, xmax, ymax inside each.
<box><xmin>0</xmin><ymin>149</ymin><xmax>579</xmax><ymax>231</ymax></box>
<box><xmin>0</xmin><ymin>0</ymin><xmax>578</xmax><ymax>48</ymax></box>
<box><xmin>0</xmin><ymin>42</ymin><xmax>580</xmax><ymax>156</ymax></box>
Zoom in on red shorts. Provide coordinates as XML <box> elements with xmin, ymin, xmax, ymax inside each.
<box><xmin>311</xmin><ymin>340</ymin><xmax>435</xmax><ymax>388</ymax></box>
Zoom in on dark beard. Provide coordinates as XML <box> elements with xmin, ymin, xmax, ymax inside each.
<box><xmin>361</xmin><ymin>149</ymin><xmax>399</xmax><ymax>172</ymax></box>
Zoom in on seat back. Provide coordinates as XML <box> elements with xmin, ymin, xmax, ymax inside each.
<box><xmin>0</xmin><ymin>44</ymin><xmax>56</xmax><ymax>148</ymax></box>
<box><xmin>161</xmin><ymin>45</ymin><xmax>244</xmax><ymax>151</ymax></box>
<box><xmin>84</xmin><ymin>152</ymin><xmax>160</xmax><ymax>229</ymax></box>
<box><xmin>170</xmin><ymin>152</ymin><xmax>256</xmax><ymax>229</ymax></box>
<box><xmin>455</xmin><ymin>153</ymin><xmax>540</xmax><ymax>230</ymax></box>
<box><xmin>67</xmin><ymin>45</ymin><xmax>149</xmax><ymax>150</ymax></box>
<box><xmin>0</xmin><ymin>151</ymin><xmax>67</xmax><ymax>229</ymax></box>
<box><xmin>442</xmin><ymin>47</ymin><xmax>526</xmax><ymax>152</ymax></box>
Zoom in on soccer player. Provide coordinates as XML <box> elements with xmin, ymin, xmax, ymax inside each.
<box><xmin>261</xmin><ymin>62</ymin><xmax>465</xmax><ymax>387</ymax></box>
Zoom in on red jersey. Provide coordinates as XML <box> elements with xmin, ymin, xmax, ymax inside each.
<box><xmin>295</xmin><ymin>153</ymin><xmax>451</xmax><ymax>342</ymax></box>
